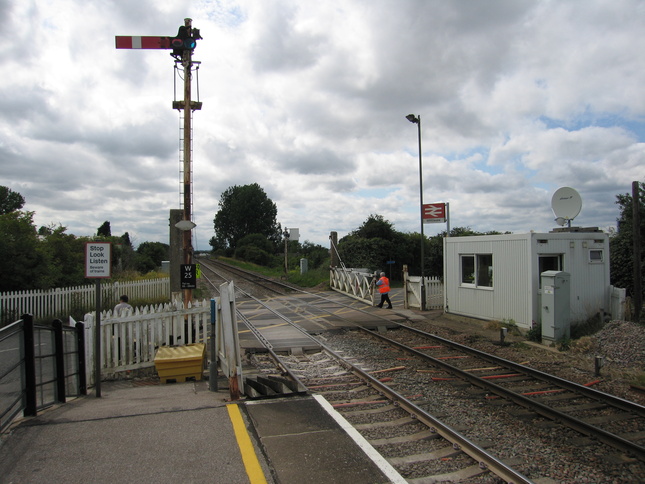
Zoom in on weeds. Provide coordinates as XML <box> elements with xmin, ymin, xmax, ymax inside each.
<box><xmin>526</xmin><ymin>323</ymin><xmax>542</xmax><ymax>343</ymax></box>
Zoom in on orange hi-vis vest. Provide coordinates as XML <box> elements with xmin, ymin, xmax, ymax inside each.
<box><xmin>377</xmin><ymin>276</ymin><xmax>390</xmax><ymax>294</ymax></box>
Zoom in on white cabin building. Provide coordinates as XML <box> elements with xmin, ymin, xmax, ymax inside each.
<box><xmin>443</xmin><ymin>230</ymin><xmax>611</xmax><ymax>330</ymax></box>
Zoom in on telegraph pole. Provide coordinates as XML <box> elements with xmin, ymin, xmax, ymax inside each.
<box><xmin>116</xmin><ymin>19</ymin><xmax>202</xmax><ymax>304</ymax></box>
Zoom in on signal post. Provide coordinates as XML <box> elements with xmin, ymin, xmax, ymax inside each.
<box><xmin>116</xmin><ymin>19</ymin><xmax>202</xmax><ymax>304</ymax></box>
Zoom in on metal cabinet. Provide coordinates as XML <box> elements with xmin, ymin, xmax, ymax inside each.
<box><xmin>540</xmin><ymin>271</ymin><xmax>570</xmax><ymax>343</ymax></box>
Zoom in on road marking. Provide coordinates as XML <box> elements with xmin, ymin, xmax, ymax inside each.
<box><xmin>227</xmin><ymin>404</ymin><xmax>268</xmax><ymax>484</ymax></box>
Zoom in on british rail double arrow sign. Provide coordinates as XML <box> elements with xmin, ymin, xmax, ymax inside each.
<box><xmin>422</xmin><ymin>203</ymin><xmax>446</xmax><ymax>223</ymax></box>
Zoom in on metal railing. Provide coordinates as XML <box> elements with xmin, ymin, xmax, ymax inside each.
<box><xmin>0</xmin><ymin>314</ymin><xmax>86</xmax><ymax>433</ymax></box>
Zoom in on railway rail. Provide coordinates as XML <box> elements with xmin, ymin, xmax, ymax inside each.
<box><xmin>365</xmin><ymin>324</ymin><xmax>645</xmax><ymax>462</ymax></box>
<box><xmin>197</xmin><ymin>256</ymin><xmax>645</xmax><ymax>482</ymax></box>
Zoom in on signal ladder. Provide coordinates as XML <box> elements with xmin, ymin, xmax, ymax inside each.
<box><xmin>178</xmin><ymin>109</ymin><xmax>194</xmax><ymax>218</ymax></box>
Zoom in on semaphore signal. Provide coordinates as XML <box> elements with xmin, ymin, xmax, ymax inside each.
<box><xmin>115</xmin><ymin>18</ymin><xmax>203</xmax><ymax>304</ymax></box>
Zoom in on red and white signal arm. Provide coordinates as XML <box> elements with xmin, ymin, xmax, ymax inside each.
<box><xmin>422</xmin><ymin>203</ymin><xmax>446</xmax><ymax>223</ymax></box>
<box><xmin>115</xmin><ymin>36</ymin><xmax>174</xmax><ymax>49</ymax></box>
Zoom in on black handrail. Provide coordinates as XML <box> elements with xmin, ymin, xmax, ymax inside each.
<box><xmin>0</xmin><ymin>314</ymin><xmax>86</xmax><ymax>433</ymax></box>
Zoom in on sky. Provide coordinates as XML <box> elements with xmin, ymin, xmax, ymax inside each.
<box><xmin>1</xmin><ymin>0</ymin><xmax>644</xmax><ymax>251</ymax></box>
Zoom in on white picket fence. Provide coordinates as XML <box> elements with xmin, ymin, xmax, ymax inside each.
<box><xmin>76</xmin><ymin>298</ymin><xmax>212</xmax><ymax>386</ymax></box>
<box><xmin>1</xmin><ymin>278</ymin><xmax>170</xmax><ymax>322</ymax></box>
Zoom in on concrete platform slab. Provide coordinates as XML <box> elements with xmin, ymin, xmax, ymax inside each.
<box><xmin>244</xmin><ymin>396</ymin><xmax>397</xmax><ymax>484</ymax></box>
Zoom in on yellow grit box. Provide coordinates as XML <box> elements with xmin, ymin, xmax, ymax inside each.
<box><xmin>154</xmin><ymin>343</ymin><xmax>206</xmax><ymax>384</ymax></box>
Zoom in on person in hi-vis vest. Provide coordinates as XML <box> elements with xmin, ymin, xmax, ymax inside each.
<box><xmin>375</xmin><ymin>272</ymin><xmax>392</xmax><ymax>309</ymax></box>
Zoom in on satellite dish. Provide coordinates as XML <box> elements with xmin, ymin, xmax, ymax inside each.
<box><xmin>551</xmin><ymin>187</ymin><xmax>582</xmax><ymax>226</ymax></box>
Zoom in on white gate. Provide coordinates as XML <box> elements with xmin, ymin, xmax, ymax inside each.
<box><xmin>77</xmin><ymin>299</ymin><xmax>211</xmax><ymax>385</ymax></box>
<box><xmin>403</xmin><ymin>265</ymin><xmax>443</xmax><ymax>310</ymax></box>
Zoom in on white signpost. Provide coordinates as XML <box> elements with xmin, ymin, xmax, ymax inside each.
<box><xmin>85</xmin><ymin>242</ymin><xmax>112</xmax><ymax>397</ymax></box>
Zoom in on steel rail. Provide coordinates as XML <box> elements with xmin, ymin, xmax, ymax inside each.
<box><xmin>199</xmin><ymin>265</ymin><xmax>309</xmax><ymax>395</ymax></box>
<box><xmin>201</xmin><ymin>258</ymin><xmax>645</xmax><ymax>460</ymax></box>
<box><xmin>200</xmin><ymin>259</ymin><xmax>537</xmax><ymax>481</ymax></box>
<box><xmin>359</xmin><ymin>326</ymin><xmax>645</xmax><ymax>462</ymax></box>
<box><xmin>399</xmin><ymin>323</ymin><xmax>645</xmax><ymax>417</ymax></box>
<box><xmin>316</xmin><ymin>343</ymin><xmax>535</xmax><ymax>484</ymax></box>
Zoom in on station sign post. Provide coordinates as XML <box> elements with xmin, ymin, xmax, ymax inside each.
<box><xmin>85</xmin><ymin>242</ymin><xmax>112</xmax><ymax>398</ymax></box>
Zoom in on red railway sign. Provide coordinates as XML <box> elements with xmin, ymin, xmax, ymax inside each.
<box><xmin>115</xmin><ymin>36</ymin><xmax>174</xmax><ymax>49</ymax></box>
<box><xmin>422</xmin><ymin>203</ymin><xmax>446</xmax><ymax>223</ymax></box>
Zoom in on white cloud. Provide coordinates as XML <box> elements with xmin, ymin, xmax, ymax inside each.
<box><xmin>0</xmin><ymin>0</ymin><xmax>644</xmax><ymax>254</ymax></box>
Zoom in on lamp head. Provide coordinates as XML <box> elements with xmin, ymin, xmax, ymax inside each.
<box><xmin>406</xmin><ymin>114</ymin><xmax>419</xmax><ymax>124</ymax></box>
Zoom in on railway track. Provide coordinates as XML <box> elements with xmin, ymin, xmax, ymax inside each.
<box><xmin>197</xmin><ymin>256</ymin><xmax>645</xmax><ymax>482</ymax></box>
<box><xmin>364</xmin><ymin>324</ymin><xmax>645</xmax><ymax>462</ymax></box>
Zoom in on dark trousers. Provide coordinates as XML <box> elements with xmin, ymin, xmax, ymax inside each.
<box><xmin>378</xmin><ymin>293</ymin><xmax>392</xmax><ymax>308</ymax></box>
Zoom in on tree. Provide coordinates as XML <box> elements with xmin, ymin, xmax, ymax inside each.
<box><xmin>338</xmin><ymin>215</ymin><xmax>408</xmax><ymax>280</ymax></box>
<box><xmin>136</xmin><ymin>241</ymin><xmax>170</xmax><ymax>273</ymax></box>
<box><xmin>610</xmin><ymin>181</ymin><xmax>645</xmax><ymax>298</ymax></box>
<box><xmin>37</xmin><ymin>225</ymin><xmax>87</xmax><ymax>287</ymax></box>
<box><xmin>300</xmin><ymin>241</ymin><xmax>329</xmax><ymax>268</ymax></box>
<box><xmin>0</xmin><ymin>186</ymin><xmax>25</xmax><ymax>215</ymax></box>
<box><xmin>352</xmin><ymin>214</ymin><xmax>397</xmax><ymax>240</ymax></box>
<box><xmin>97</xmin><ymin>221</ymin><xmax>111</xmax><ymax>237</ymax></box>
<box><xmin>211</xmin><ymin>184</ymin><xmax>282</xmax><ymax>253</ymax></box>
<box><xmin>0</xmin><ymin>211</ymin><xmax>47</xmax><ymax>291</ymax></box>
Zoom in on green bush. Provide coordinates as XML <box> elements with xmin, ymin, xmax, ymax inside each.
<box><xmin>526</xmin><ymin>322</ymin><xmax>542</xmax><ymax>342</ymax></box>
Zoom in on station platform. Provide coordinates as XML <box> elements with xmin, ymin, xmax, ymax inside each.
<box><xmin>0</xmin><ymin>290</ymin><xmax>472</xmax><ymax>483</ymax></box>
<box><xmin>0</xmin><ymin>378</ymin><xmax>403</xmax><ymax>484</ymax></box>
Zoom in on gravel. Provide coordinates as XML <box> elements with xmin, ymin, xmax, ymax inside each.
<box><xmin>313</xmin><ymin>318</ymin><xmax>645</xmax><ymax>484</ymax></box>
<box><xmin>412</xmin><ymin>315</ymin><xmax>645</xmax><ymax>406</ymax></box>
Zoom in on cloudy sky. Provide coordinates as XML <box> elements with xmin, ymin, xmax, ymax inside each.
<box><xmin>2</xmin><ymin>0</ymin><xmax>644</xmax><ymax>250</ymax></box>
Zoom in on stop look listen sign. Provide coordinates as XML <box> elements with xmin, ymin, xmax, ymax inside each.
<box><xmin>85</xmin><ymin>242</ymin><xmax>112</xmax><ymax>278</ymax></box>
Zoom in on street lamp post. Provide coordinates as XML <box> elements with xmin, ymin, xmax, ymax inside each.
<box><xmin>406</xmin><ymin>114</ymin><xmax>426</xmax><ymax>310</ymax></box>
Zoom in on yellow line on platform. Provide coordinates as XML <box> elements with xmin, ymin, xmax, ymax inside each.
<box><xmin>227</xmin><ymin>404</ymin><xmax>268</xmax><ymax>484</ymax></box>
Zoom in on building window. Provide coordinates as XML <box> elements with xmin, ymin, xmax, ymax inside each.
<box><xmin>589</xmin><ymin>249</ymin><xmax>603</xmax><ymax>263</ymax></box>
<box><xmin>477</xmin><ymin>254</ymin><xmax>493</xmax><ymax>287</ymax></box>
<box><xmin>460</xmin><ymin>254</ymin><xmax>492</xmax><ymax>287</ymax></box>
<box><xmin>538</xmin><ymin>254</ymin><xmax>564</xmax><ymax>288</ymax></box>
<box><xmin>461</xmin><ymin>255</ymin><xmax>475</xmax><ymax>284</ymax></box>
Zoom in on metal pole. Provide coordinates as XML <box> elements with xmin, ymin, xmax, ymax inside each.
<box><xmin>416</xmin><ymin>117</ymin><xmax>426</xmax><ymax>310</ymax></box>
<box><xmin>22</xmin><ymin>314</ymin><xmax>37</xmax><ymax>416</ymax></box>
<box><xmin>94</xmin><ymin>279</ymin><xmax>101</xmax><ymax>398</ymax></box>
<box><xmin>633</xmin><ymin>181</ymin><xmax>642</xmax><ymax>322</ymax></box>
<box><xmin>182</xmin><ymin>19</ymin><xmax>194</xmax><ymax>306</ymax></box>
<box><xmin>209</xmin><ymin>298</ymin><xmax>218</xmax><ymax>391</ymax></box>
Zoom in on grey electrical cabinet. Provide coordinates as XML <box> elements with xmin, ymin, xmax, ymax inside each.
<box><xmin>541</xmin><ymin>271</ymin><xmax>570</xmax><ymax>343</ymax></box>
